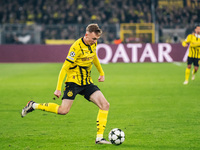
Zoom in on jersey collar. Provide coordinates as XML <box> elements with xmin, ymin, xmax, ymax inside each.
<box><xmin>195</xmin><ymin>34</ymin><xmax>200</xmax><ymax>38</ymax></box>
<box><xmin>81</xmin><ymin>37</ymin><xmax>89</xmax><ymax>46</ymax></box>
<box><xmin>81</xmin><ymin>37</ymin><xmax>97</xmax><ymax>46</ymax></box>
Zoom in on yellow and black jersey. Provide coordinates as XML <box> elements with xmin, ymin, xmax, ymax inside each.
<box><xmin>182</xmin><ymin>34</ymin><xmax>200</xmax><ymax>58</ymax></box>
<box><xmin>56</xmin><ymin>38</ymin><xmax>104</xmax><ymax>90</ymax></box>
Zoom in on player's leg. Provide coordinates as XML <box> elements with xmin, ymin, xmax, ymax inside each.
<box><xmin>57</xmin><ymin>99</ymin><xmax>74</xmax><ymax>115</ymax></box>
<box><xmin>192</xmin><ymin>66</ymin><xmax>198</xmax><ymax>80</ymax></box>
<box><xmin>90</xmin><ymin>90</ymin><xmax>109</xmax><ymax>110</ymax></box>
<box><xmin>21</xmin><ymin>100</ymin><xmax>59</xmax><ymax>117</ymax></box>
<box><xmin>89</xmin><ymin>90</ymin><xmax>110</xmax><ymax>144</ymax></box>
<box><xmin>183</xmin><ymin>57</ymin><xmax>192</xmax><ymax>84</ymax></box>
<box><xmin>34</xmin><ymin>99</ymin><xmax>74</xmax><ymax>115</ymax></box>
<box><xmin>21</xmin><ymin>99</ymin><xmax>74</xmax><ymax>117</ymax></box>
<box><xmin>184</xmin><ymin>66</ymin><xmax>191</xmax><ymax>84</ymax></box>
<box><xmin>21</xmin><ymin>82</ymin><xmax>77</xmax><ymax>117</ymax></box>
<box><xmin>192</xmin><ymin>59</ymin><xmax>199</xmax><ymax>80</ymax></box>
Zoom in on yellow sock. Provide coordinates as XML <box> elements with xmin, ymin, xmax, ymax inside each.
<box><xmin>35</xmin><ymin>103</ymin><xmax>59</xmax><ymax>114</ymax></box>
<box><xmin>96</xmin><ymin>109</ymin><xmax>108</xmax><ymax>138</ymax></box>
<box><xmin>192</xmin><ymin>69</ymin><xmax>197</xmax><ymax>75</ymax></box>
<box><xmin>185</xmin><ymin>68</ymin><xmax>190</xmax><ymax>81</ymax></box>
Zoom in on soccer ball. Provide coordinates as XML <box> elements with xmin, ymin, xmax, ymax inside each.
<box><xmin>108</xmin><ymin>128</ymin><xmax>125</xmax><ymax>145</ymax></box>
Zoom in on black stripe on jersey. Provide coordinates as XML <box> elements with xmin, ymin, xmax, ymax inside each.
<box><xmin>88</xmin><ymin>46</ymin><xmax>93</xmax><ymax>53</ymax></box>
<box><xmin>66</xmin><ymin>59</ymin><xmax>74</xmax><ymax>63</ymax></box>
<box><xmin>79</xmin><ymin>66</ymin><xmax>90</xmax><ymax>85</ymax></box>
<box><xmin>192</xmin><ymin>47</ymin><xmax>198</xmax><ymax>58</ymax></box>
<box><xmin>79</xmin><ymin>66</ymin><xmax>84</xmax><ymax>86</ymax></box>
<box><xmin>69</xmin><ymin>65</ymin><xmax>77</xmax><ymax>70</ymax></box>
<box><xmin>89</xmin><ymin>71</ymin><xmax>92</xmax><ymax>84</ymax></box>
<box><xmin>79</xmin><ymin>43</ymin><xmax>84</xmax><ymax>54</ymax></box>
<box><xmin>191</xmin><ymin>47</ymin><xmax>194</xmax><ymax>58</ymax></box>
<box><xmin>194</xmin><ymin>47</ymin><xmax>196</xmax><ymax>58</ymax></box>
<box><xmin>195</xmin><ymin>48</ymin><xmax>198</xmax><ymax>58</ymax></box>
<box><xmin>85</xmin><ymin>69</ymin><xmax>89</xmax><ymax>85</ymax></box>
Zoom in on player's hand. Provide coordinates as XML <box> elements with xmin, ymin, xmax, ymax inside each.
<box><xmin>184</xmin><ymin>43</ymin><xmax>189</xmax><ymax>47</ymax></box>
<box><xmin>98</xmin><ymin>76</ymin><xmax>105</xmax><ymax>82</ymax></box>
<box><xmin>54</xmin><ymin>90</ymin><xmax>61</xmax><ymax>98</ymax></box>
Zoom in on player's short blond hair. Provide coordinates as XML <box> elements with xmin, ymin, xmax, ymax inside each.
<box><xmin>86</xmin><ymin>24</ymin><xmax>102</xmax><ymax>36</ymax></box>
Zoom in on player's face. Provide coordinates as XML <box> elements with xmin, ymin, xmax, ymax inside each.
<box><xmin>85</xmin><ymin>32</ymin><xmax>100</xmax><ymax>45</ymax></box>
<box><xmin>196</xmin><ymin>26</ymin><xmax>200</xmax><ymax>34</ymax></box>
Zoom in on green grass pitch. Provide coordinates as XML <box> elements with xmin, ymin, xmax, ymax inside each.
<box><xmin>0</xmin><ymin>62</ymin><xmax>200</xmax><ymax>150</ymax></box>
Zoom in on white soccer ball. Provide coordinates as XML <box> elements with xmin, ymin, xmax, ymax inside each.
<box><xmin>108</xmin><ymin>128</ymin><xmax>125</xmax><ymax>145</ymax></box>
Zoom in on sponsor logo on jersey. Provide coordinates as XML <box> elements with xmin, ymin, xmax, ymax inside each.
<box><xmin>81</xmin><ymin>56</ymin><xmax>95</xmax><ymax>61</ymax></box>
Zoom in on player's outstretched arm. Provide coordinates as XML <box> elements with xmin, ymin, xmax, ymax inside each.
<box><xmin>93</xmin><ymin>54</ymin><xmax>105</xmax><ymax>80</ymax></box>
<box><xmin>55</xmin><ymin>60</ymin><xmax>72</xmax><ymax>97</ymax></box>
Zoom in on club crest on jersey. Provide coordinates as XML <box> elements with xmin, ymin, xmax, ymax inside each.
<box><xmin>67</xmin><ymin>90</ymin><xmax>73</xmax><ymax>97</ymax></box>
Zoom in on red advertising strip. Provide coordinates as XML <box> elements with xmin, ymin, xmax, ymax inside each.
<box><xmin>0</xmin><ymin>44</ymin><xmax>188</xmax><ymax>63</ymax></box>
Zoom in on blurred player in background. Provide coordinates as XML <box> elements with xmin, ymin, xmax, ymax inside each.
<box><xmin>21</xmin><ymin>24</ymin><xmax>111</xmax><ymax>144</ymax></box>
<box><xmin>182</xmin><ymin>25</ymin><xmax>200</xmax><ymax>85</ymax></box>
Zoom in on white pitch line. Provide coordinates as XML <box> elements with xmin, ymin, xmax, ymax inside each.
<box><xmin>173</xmin><ymin>62</ymin><xmax>182</xmax><ymax>66</ymax></box>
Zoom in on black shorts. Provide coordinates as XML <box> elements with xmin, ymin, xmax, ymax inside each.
<box><xmin>187</xmin><ymin>57</ymin><xmax>200</xmax><ymax>67</ymax></box>
<box><xmin>62</xmin><ymin>82</ymin><xmax>100</xmax><ymax>101</ymax></box>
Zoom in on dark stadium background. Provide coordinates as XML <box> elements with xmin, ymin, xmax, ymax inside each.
<box><xmin>0</xmin><ymin>0</ymin><xmax>199</xmax><ymax>62</ymax></box>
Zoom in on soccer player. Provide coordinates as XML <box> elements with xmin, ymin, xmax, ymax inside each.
<box><xmin>21</xmin><ymin>24</ymin><xmax>111</xmax><ymax>144</ymax></box>
<box><xmin>182</xmin><ymin>25</ymin><xmax>200</xmax><ymax>85</ymax></box>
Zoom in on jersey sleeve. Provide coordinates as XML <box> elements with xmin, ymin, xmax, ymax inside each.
<box><xmin>93</xmin><ymin>54</ymin><xmax>104</xmax><ymax>76</ymax></box>
<box><xmin>182</xmin><ymin>34</ymin><xmax>191</xmax><ymax>47</ymax></box>
<box><xmin>66</xmin><ymin>42</ymin><xmax>79</xmax><ymax>63</ymax></box>
<box><xmin>56</xmin><ymin>60</ymin><xmax>72</xmax><ymax>90</ymax></box>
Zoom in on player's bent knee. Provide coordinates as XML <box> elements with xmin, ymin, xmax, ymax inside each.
<box><xmin>101</xmin><ymin>102</ymin><xmax>110</xmax><ymax>110</ymax></box>
<box><xmin>58</xmin><ymin>108</ymin><xmax>70</xmax><ymax>115</ymax></box>
<box><xmin>58</xmin><ymin>110</ymin><xmax>69</xmax><ymax>115</ymax></box>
